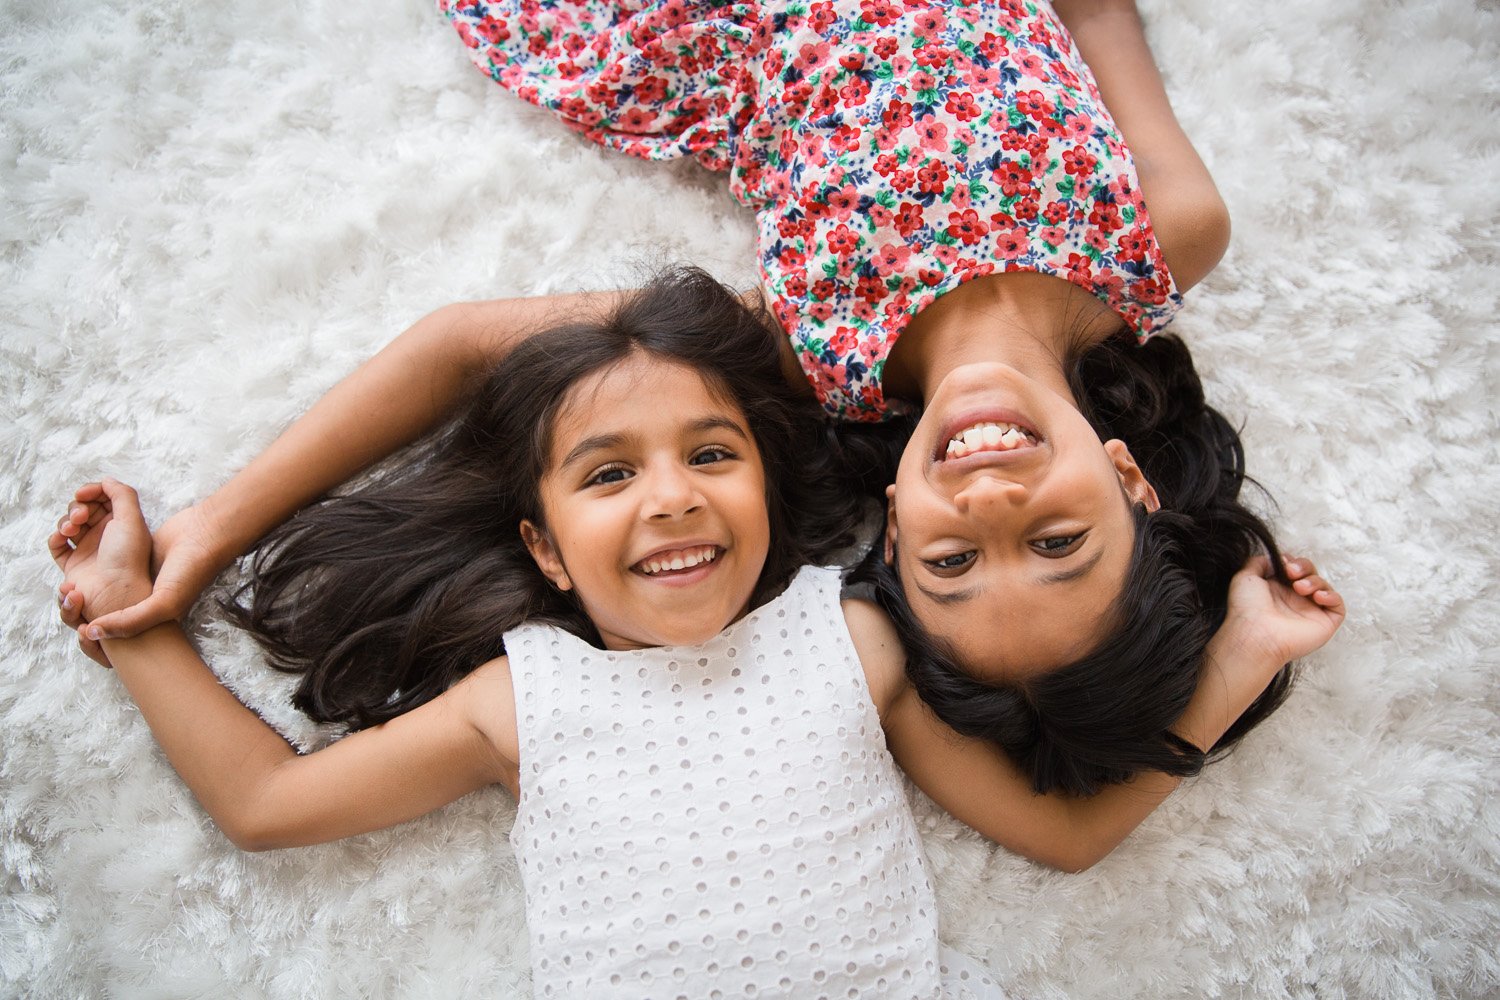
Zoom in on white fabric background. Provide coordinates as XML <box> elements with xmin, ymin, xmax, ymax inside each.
<box><xmin>2</xmin><ymin>1</ymin><xmax>1496</xmax><ymax>996</ymax></box>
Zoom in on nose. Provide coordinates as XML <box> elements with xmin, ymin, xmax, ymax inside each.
<box><xmin>954</xmin><ymin>476</ymin><xmax>1027</xmax><ymax>517</ymax></box>
<box><xmin>642</xmin><ymin>463</ymin><xmax>705</xmax><ymax>521</ymax></box>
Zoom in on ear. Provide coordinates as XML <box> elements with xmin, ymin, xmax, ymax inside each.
<box><xmin>883</xmin><ymin>483</ymin><xmax>898</xmax><ymax>565</ymax></box>
<box><xmin>520</xmin><ymin>519</ymin><xmax>572</xmax><ymax>591</ymax></box>
<box><xmin>1104</xmin><ymin>439</ymin><xmax>1161</xmax><ymax>512</ymax></box>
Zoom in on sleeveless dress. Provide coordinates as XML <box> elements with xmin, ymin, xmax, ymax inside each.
<box><xmin>441</xmin><ymin>0</ymin><xmax>1182</xmax><ymax>420</ymax></box>
<box><xmin>504</xmin><ymin>566</ymin><xmax>1004</xmax><ymax>997</ymax></box>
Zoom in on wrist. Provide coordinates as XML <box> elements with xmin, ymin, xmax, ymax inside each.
<box><xmin>85</xmin><ymin>580</ymin><xmax>154</xmax><ymax>622</ymax></box>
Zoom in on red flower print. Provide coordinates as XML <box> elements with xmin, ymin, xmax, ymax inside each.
<box><xmin>933</xmin><ymin>242</ymin><xmax>959</xmax><ymax>265</ymax></box>
<box><xmin>909</xmin><ymin>70</ymin><xmax>937</xmax><ymax>94</ymax></box>
<box><xmin>1014</xmin><ymin>194</ymin><xmax>1038</xmax><ymax>220</ymax></box>
<box><xmin>873</xmin><ymin>36</ymin><xmax>899</xmax><ymax>59</ymax></box>
<box><xmin>839</xmin><ymin>77</ymin><xmax>872</xmax><ymax>108</ymax></box>
<box><xmin>474</xmin><ymin>16</ymin><xmax>509</xmax><ymax>44</ymax></box>
<box><xmin>811</xmin><ymin>278</ymin><xmax>838</xmax><ymax>301</ymax></box>
<box><xmin>808</xmin><ymin>300</ymin><xmax>835</xmax><ymax>322</ymax></box>
<box><xmin>1117</xmin><ymin>229</ymin><xmax>1149</xmax><ymax>262</ymax></box>
<box><xmin>913</xmin><ymin>10</ymin><xmax>946</xmax><ymax>36</ymax></box>
<box><xmin>882</xmin><ymin>100</ymin><xmax>914</xmax><ymax>130</ymax></box>
<box><xmin>992</xmin><ymin>159</ymin><xmax>1032</xmax><ymax>197</ymax></box>
<box><xmin>945</xmin><ymin>91</ymin><xmax>981</xmax><ymax>122</ymax></box>
<box><xmin>1062</xmin><ymin>147</ymin><xmax>1097</xmax><ymax>177</ymax></box>
<box><xmin>874</xmin><ymin>152</ymin><xmax>901</xmax><ymax>176</ymax></box>
<box><xmin>809</xmin><ymin>1</ymin><xmax>837</xmax><ymax>32</ymax></box>
<box><xmin>1042</xmin><ymin>200</ymin><xmax>1069</xmax><ymax>225</ymax></box>
<box><xmin>868</xmin><ymin>202</ymin><xmax>893</xmax><ymax>228</ymax></box>
<box><xmin>779</xmin><ymin>244</ymin><xmax>808</xmax><ymax>270</ymax></box>
<box><xmin>1089</xmin><ymin>201</ymin><xmax>1123</xmax><ymax>233</ymax></box>
<box><xmin>1084</xmin><ymin>228</ymin><xmax>1109</xmax><ymax>253</ymax></box>
<box><xmin>914</xmin><ymin>45</ymin><xmax>952</xmax><ymax>70</ymax></box>
<box><xmin>1038</xmin><ymin>226</ymin><xmax>1066</xmax><ymax>247</ymax></box>
<box><xmin>994</xmin><ymin>227</ymin><xmax>1028</xmax><ymax>260</ymax></box>
<box><xmin>830</xmin><ymin>324</ymin><xmax>860</xmax><ymax>354</ymax></box>
<box><xmin>917</xmin><ymin>120</ymin><xmax>949</xmax><ymax>152</ymax></box>
<box><xmin>783</xmin><ymin>275</ymin><xmax>808</xmax><ymax>300</ymax></box>
<box><xmin>827</xmin><ymin>223</ymin><xmax>860</xmax><ymax>257</ymax></box>
<box><xmin>1065</xmin><ymin>253</ymin><xmax>1093</xmax><ymax>281</ymax></box>
<box><xmin>1017</xmin><ymin>90</ymin><xmax>1055</xmax><ymax>120</ymax></box>
<box><xmin>918</xmin><ymin>268</ymin><xmax>945</xmax><ymax>286</ymax></box>
<box><xmin>873</xmin><ymin>242</ymin><xmax>913</xmax><ymax>274</ymax></box>
<box><xmin>855</xmin><ymin>274</ymin><xmax>885</xmax><ymax>302</ymax></box>
<box><xmin>853</xmin><ymin>299</ymin><xmax>877</xmax><ymax>322</ymax></box>
<box><xmin>946</xmin><ymin>208</ymin><xmax>989</xmax><ymax>245</ymax></box>
<box><xmin>917</xmin><ymin>160</ymin><xmax>950</xmax><ymax>194</ymax></box>
<box><xmin>978</xmin><ymin>32</ymin><xmax>1004</xmax><ymax>61</ymax></box>
<box><xmin>825</xmin><ymin>184</ymin><xmax>860</xmax><ymax>219</ymax></box>
<box><xmin>633</xmin><ymin>75</ymin><xmax>668</xmax><ymax>104</ymax></box>
<box><xmin>838</xmin><ymin>52</ymin><xmax>865</xmax><ymax>73</ymax></box>
<box><xmin>860</xmin><ymin>0</ymin><xmax>901</xmax><ymax>27</ymax></box>
<box><xmin>619</xmin><ymin>106</ymin><xmax>656</xmax><ymax>131</ymax></box>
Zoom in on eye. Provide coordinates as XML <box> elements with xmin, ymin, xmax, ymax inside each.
<box><xmin>689</xmin><ymin>446</ymin><xmax>735</xmax><ymax>466</ymax></box>
<box><xmin>924</xmin><ymin>550</ymin><xmax>976</xmax><ymax>574</ymax></box>
<box><xmin>586</xmin><ymin>464</ymin><xmax>632</xmax><ymax>487</ymax></box>
<box><xmin>1030</xmin><ymin>533</ymin><xmax>1083</xmax><ymax>557</ymax></box>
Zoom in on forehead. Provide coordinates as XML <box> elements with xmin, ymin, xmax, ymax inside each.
<box><xmin>549</xmin><ymin>354</ymin><xmax>746</xmax><ymax>449</ymax></box>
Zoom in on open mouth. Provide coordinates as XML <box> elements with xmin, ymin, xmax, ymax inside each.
<box><xmin>940</xmin><ymin>420</ymin><xmax>1041</xmax><ymax>461</ymax></box>
<box><xmin>632</xmin><ymin>544</ymin><xmax>723</xmax><ymax>577</ymax></box>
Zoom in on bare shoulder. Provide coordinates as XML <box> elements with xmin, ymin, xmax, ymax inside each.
<box><xmin>841</xmin><ymin>598</ymin><xmax>909</xmax><ymax>719</ymax></box>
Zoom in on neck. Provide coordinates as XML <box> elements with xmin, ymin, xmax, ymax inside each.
<box><xmin>884</xmin><ymin>273</ymin><xmax>1120</xmax><ymax>404</ymax></box>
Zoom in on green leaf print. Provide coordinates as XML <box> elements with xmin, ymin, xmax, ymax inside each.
<box><xmin>875</xmin><ymin>189</ymin><xmax>898</xmax><ymax>209</ymax></box>
<box><xmin>1057</xmin><ymin>176</ymin><xmax>1076</xmax><ymax>199</ymax></box>
<box><xmin>1123</xmin><ymin>205</ymin><xmax>1137</xmax><ymax>225</ymax></box>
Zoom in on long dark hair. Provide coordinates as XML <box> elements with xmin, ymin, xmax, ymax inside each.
<box><xmin>227</xmin><ymin>267</ymin><xmax>863</xmax><ymax>730</ymax></box>
<box><xmin>852</xmin><ymin>333</ymin><xmax>1293</xmax><ymax>796</ymax></box>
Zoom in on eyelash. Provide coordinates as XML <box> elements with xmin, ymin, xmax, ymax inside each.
<box><xmin>583</xmin><ymin>446</ymin><xmax>736</xmax><ymax>487</ymax></box>
<box><xmin>924</xmin><ymin>534</ymin><xmax>1085</xmax><ymax>571</ymax></box>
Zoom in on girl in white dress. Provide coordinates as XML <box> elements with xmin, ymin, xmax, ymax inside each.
<box><xmin>50</xmin><ymin>269</ymin><xmax>1342</xmax><ymax>996</ymax></box>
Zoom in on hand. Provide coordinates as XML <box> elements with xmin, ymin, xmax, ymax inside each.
<box><xmin>51</xmin><ymin>485</ymin><xmax>232</xmax><ymax>643</ymax></box>
<box><xmin>48</xmin><ymin>479</ymin><xmax>155</xmax><ymax>646</ymax></box>
<box><xmin>1217</xmin><ymin>554</ymin><xmax>1347</xmax><ymax>671</ymax></box>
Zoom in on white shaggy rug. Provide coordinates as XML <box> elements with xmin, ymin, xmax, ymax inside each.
<box><xmin>3</xmin><ymin>0</ymin><xmax>1497</xmax><ymax>996</ymax></box>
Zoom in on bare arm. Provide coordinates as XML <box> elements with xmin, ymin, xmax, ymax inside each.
<box><xmin>55</xmin><ymin>481</ymin><xmax>521</xmax><ymax>850</ymax></box>
<box><xmin>99</xmin><ymin>627</ymin><xmax>519</xmax><ymax>851</ymax></box>
<box><xmin>74</xmin><ymin>291</ymin><xmax>626</xmax><ymax>642</ymax></box>
<box><xmin>1051</xmin><ymin>0</ymin><xmax>1230</xmax><ymax>290</ymax></box>
<box><xmin>850</xmin><ymin>555</ymin><xmax>1345</xmax><ymax>872</ymax></box>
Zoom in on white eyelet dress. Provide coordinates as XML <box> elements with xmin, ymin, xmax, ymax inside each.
<box><xmin>505</xmin><ymin>565</ymin><xmax>1004</xmax><ymax>998</ymax></box>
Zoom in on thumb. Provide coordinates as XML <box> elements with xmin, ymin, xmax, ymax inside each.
<box><xmin>86</xmin><ymin>592</ymin><xmax>179</xmax><ymax>640</ymax></box>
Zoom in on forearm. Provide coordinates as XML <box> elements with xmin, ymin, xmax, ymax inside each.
<box><xmin>1172</xmin><ymin>632</ymin><xmax>1284</xmax><ymax>753</ymax></box>
<box><xmin>100</xmin><ymin>624</ymin><xmax>298</xmax><ymax>847</ymax></box>
<box><xmin>199</xmin><ymin>291</ymin><xmax>623</xmax><ymax>560</ymax></box>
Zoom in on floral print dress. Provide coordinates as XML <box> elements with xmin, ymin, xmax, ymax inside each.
<box><xmin>440</xmin><ymin>0</ymin><xmax>1182</xmax><ymax>420</ymax></box>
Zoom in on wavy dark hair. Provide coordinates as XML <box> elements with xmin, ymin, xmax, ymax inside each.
<box><xmin>851</xmin><ymin>333</ymin><xmax>1294</xmax><ymax>796</ymax></box>
<box><xmin>226</xmin><ymin>267</ymin><xmax>864</xmax><ymax>730</ymax></box>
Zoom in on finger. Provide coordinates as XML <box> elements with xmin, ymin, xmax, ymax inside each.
<box><xmin>96</xmin><ymin>478</ymin><xmax>143</xmax><ymax>523</ymax></box>
<box><xmin>59</xmin><ymin>586</ymin><xmax>86</xmax><ymax>627</ymax></box>
<box><xmin>1282</xmin><ymin>556</ymin><xmax>1311</xmax><ymax>580</ymax></box>
<box><xmin>1313</xmin><ymin>588</ymin><xmax>1345</xmax><ymax>611</ymax></box>
<box><xmin>47</xmin><ymin>529</ymin><xmax>75</xmax><ymax>563</ymax></box>
<box><xmin>1293</xmin><ymin>574</ymin><xmax>1329</xmax><ymax>595</ymax></box>
<box><xmin>75</xmin><ymin>626</ymin><xmax>112</xmax><ymax>669</ymax></box>
<box><xmin>73</xmin><ymin>482</ymin><xmax>107</xmax><ymax>504</ymax></box>
<box><xmin>86</xmin><ymin>592</ymin><xmax>175</xmax><ymax>641</ymax></box>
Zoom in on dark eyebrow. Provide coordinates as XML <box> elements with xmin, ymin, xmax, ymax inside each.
<box><xmin>915</xmin><ymin>582</ymin><xmax>980</xmax><ymax>606</ymax></box>
<box><xmin>1039</xmin><ymin>547</ymin><xmax>1105</xmax><ymax>585</ymax></box>
<box><xmin>558</xmin><ymin>416</ymin><xmax>750</xmax><ymax>471</ymax></box>
<box><xmin>914</xmin><ymin>546</ymin><xmax>1106</xmax><ymax>605</ymax></box>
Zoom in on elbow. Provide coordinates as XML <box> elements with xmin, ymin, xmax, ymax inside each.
<box><xmin>1155</xmin><ymin>183</ymin><xmax>1232</xmax><ymax>292</ymax></box>
<box><xmin>218</xmin><ymin>811</ymin><xmax>287</xmax><ymax>853</ymax></box>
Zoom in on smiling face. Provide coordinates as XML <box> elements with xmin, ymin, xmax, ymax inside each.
<box><xmin>887</xmin><ymin>361</ymin><xmax>1159</xmax><ymax>682</ymax></box>
<box><xmin>521</xmin><ymin>352</ymin><xmax>771</xmax><ymax>651</ymax></box>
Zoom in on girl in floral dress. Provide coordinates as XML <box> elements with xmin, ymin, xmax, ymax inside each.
<box><xmin>68</xmin><ymin>1</ymin><xmax>1328</xmax><ymax>798</ymax></box>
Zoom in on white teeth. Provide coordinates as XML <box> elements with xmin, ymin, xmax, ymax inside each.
<box><xmin>639</xmin><ymin>546</ymin><xmax>719</xmax><ymax>575</ymax></box>
<box><xmin>944</xmin><ymin>421</ymin><xmax>1036</xmax><ymax>459</ymax></box>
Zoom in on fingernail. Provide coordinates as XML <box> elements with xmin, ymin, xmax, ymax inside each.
<box><xmin>61</xmin><ymin>594</ymin><xmax>75</xmax><ymax>610</ymax></box>
<box><xmin>86</xmin><ymin>626</ymin><xmax>102</xmax><ymax>641</ymax></box>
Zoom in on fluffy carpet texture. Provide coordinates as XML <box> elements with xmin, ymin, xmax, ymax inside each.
<box><xmin>3</xmin><ymin>0</ymin><xmax>1497</xmax><ymax>996</ymax></box>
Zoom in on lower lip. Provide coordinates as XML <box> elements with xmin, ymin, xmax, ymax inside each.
<box><xmin>933</xmin><ymin>407</ymin><xmax>1043</xmax><ymax>463</ymax></box>
<box><xmin>634</xmin><ymin>556</ymin><xmax>722</xmax><ymax>588</ymax></box>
